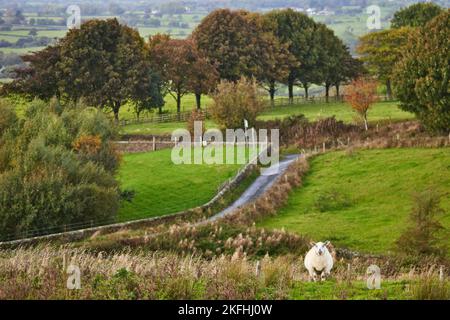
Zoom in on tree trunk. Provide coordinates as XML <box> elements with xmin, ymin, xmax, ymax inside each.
<box><xmin>304</xmin><ymin>83</ymin><xmax>309</xmax><ymax>100</ymax></box>
<box><xmin>288</xmin><ymin>80</ymin><xmax>294</xmax><ymax>104</ymax></box>
<box><xmin>363</xmin><ymin>114</ymin><xmax>368</xmax><ymax>131</ymax></box>
<box><xmin>158</xmin><ymin>106</ymin><xmax>162</xmax><ymax>114</ymax></box>
<box><xmin>113</xmin><ymin>101</ymin><xmax>120</xmax><ymax>123</ymax></box>
<box><xmin>195</xmin><ymin>93</ymin><xmax>201</xmax><ymax>110</ymax></box>
<box><xmin>325</xmin><ymin>83</ymin><xmax>330</xmax><ymax>103</ymax></box>
<box><xmin>336</xmin><ymin>83</ymin><xmax>340</xmax><ymax>100</ymax></box>
<box><xmin>269</xmin><ymin>82</ymin><xmax>276</xmax><ymax>107</ymax></box>
<box><xmin>176</xmin><ymin>93</ymin><xmax>181</xmax><ymax>113</ymax></box>
<box><xmin>386</xmin><ymin>79</ymin><xmax>392</xmax><ymax>101</ymax></box>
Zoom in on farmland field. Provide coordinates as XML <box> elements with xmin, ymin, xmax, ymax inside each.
<box><xmin>258</xmin><ymin>148</ymin><xmax>450</xmax><ymax>254</ymax></box>
<box><xmin>117</xmin><ymin>147</ymin><xmax>245</xmax><ymax>221</ymax></box>
<box><xmin>119</xmin><ymin>101</ymin><xmax>415</xmax><ymax>135</ymax></box>
<box><xmin>258</xmin><ymin>101</ymin><xmax>415</xmax><ymax>123</ymax></box>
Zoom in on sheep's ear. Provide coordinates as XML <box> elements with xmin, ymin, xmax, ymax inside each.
<box><xmin>324</xmin><ymin>241</ymin><xmax>330</xmax><ymax>246</ymax></box>
<box><xmin>309</xmin><ymin>241</ymin><xmax>316</xmax><ymax>247</ymax></box>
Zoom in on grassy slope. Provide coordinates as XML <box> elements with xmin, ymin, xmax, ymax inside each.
<box><xmin>258</xmin><ymin>148</ymin><xmax>450</xmax><ymax>254</ymax></box>
<box><xmin>117</xmin><ymin>148</ymin><xmax>243</xmax><ymax>221</ymax></box>
<box><xmin>120</xmin><ymin>101</ymin><xmax>414</xmax><ymax>135</ymax></box>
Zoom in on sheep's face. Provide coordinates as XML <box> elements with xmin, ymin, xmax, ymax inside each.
<box><xmin>310</xmin><ymin>241</ymin><xmax>330</xmax><ymax>256</ymax></box>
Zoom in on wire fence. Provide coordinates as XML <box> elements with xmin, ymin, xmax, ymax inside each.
<box><xmin>0</xmin><ymin>143</ymin><xmax>274</xmax><ymax>243</ymax></box>
<box><xmin>119</xmin><ymin>109</ymin><xmax>210</xmax><ymax>126</ymax></box>
<box><xmin>0</xmin><ymin>216</ymin><xmax>118</xmax><ymax>242</ymax></box>
<box><xmin>0</xmin><ymin>161</ymin><xmax>255</xmax><ymax>243</ymax></box>
<box><xmin>119</xmin><ymin>95</ymin><xmax>392</xmax><ymax>126</ymax></box>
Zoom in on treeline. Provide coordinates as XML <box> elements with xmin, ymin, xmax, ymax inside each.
<box><xmin>0</xmin><ymin>36</ymin><xmax>53</xmax><ymax>49</ymax></box>
<box><xmin>3</xmin><ymin>8</ymin><xmax>363</xmax><ymax>121</ymax></box>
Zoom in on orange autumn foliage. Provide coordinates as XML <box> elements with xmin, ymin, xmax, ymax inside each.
<box><xmin>73</xmin><ymin>135</ymin><xmax>102</xmax><ymax>155</ymax></box>
<box><xmin>345</xmin><ymin>78</ymin><xmax>378</xmax><ymax>130</ymax></box>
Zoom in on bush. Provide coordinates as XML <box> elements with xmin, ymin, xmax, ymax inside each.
<box><xmin>395</xmin><ymin>190</ymin><xmax>448</xmax><ymax>257</ymax></box>
<box><xmin>0</xmin><ymin>101</ymin><xmax>17</xmax><ymax>136</ymax></box>
<box><xmin>411</xmin><ymin>274</ymin><xmax>450</xmax><ymax>300</ymax></box>
<box><xmin>0</xmin><ymin>100</ymin><xmax>121</xmax><ymax>239</ymax></box>
<box><xmin>210</xmin><ymin>77</ymin><xmax>264</xmax><ymax>129</ymax></box>
<box><xmin>314</xmin><ymin>189</ymin><xmax>353</xmax><ymax>212</ymax></box>
<box><xmin>187</xmin><ymin>109</ymin><xmax>206</xmax><ymax>136</ymax></box>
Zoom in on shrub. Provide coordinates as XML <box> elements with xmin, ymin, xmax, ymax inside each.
<box><xmin>395</xmin><ymin>190</ymin><xmax>448</xmax><ymax>258</ymax></box>
<box><xmin>210</xmin><ymin>77</ymin><xmax>264</xmax><ymax>129</ymax></box>
<box><xmin>0</xmin><ymin>100</ymin><xmax>17</xmax><ymax>136</ymax></box>
<box><xmin>411</xmin><ymin>274</ymin><xmax>450</xmax><ymax>300</ymax></box>
<box><xmin>0</xmin><ymin>100</ymin><xmax>121</xmax><ymax>239</ymax></box>
<box><xmin>187</xmin><ymin>109</ymin><xmax>206</xmax><ymax>136</ymax></box>
<box><xmin>314</xmin><ymin>189</ymin><xmax>353</xmax><ymax>212</ymax></box>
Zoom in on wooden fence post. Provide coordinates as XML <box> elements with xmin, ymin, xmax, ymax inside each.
<box><xmin>255</xmin><ymin>260</ymin><xmax>261</xmax><ymax>277</ymax></box>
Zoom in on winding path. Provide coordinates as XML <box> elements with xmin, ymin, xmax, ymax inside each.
<box><xmin>206</xmin><ymin>154</ymin><xmax>301</xmax><ymax>223</ymax></box>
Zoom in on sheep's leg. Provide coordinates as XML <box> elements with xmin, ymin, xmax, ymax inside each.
<box><xmin>307</xmin><ymin>269</ymin><xmax>317</xmax><ymax>282</ymax></box>
<box><xmin>322</xmin><ymin>271</ymin><xmax>332</xmax><ymax>281</ymax></box>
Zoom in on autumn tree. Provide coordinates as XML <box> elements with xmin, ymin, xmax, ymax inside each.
<box><xmin>193</xmin><ymin>9</ymin><xmax>290</xmax><ymax>86</ymax></box>
<box><xmin>149</xmin><ymin>36</ymin><xmax>217</xmax><ymax>112</ymax></box>
<box><xmin>5</xmin><ymin>19</ymin><xmax>164</xmax><ymax>122</ymax></box>
<box><xmin>333</xmin><ymin>50</ymin><xmax>364</xmax><ymax>99</ymax></box>
<box><xmin>57</xmin><ymin>19</ymin><xmax>162</xmax><ymax>122</ymax></box>
<box><xmin>357</xmin><ymin>27</ymin><xmax>411</xmax><ymax>100</ymax></box>
<box><xmin>344</xmin><ymin>77</ymin><xmax>378</xmax><ymax>131</ymax></box>
<box><xmin>192</xmin><ymin>9</ymin><xmax>259</xmax><ymax>81</ymax></box>
<box><xmin>2</xmin><ymin>45</ymin><xmax>61</xmax><ymax>100</ymax></box>
<box><xmin>258</xmin><ymin>13</ymin><xmax>297</xmax><ymax>104</ymax></box>
<box><xmin>391</xmin><ymin>2</ymin><xmax>443</xmax><ymax>28</ymax></box>
<box><xmin>316</xmin><ymin>24</ymin><xmax>346</xmax><ymax>103</ymax></box>
<box><xmin>131</xmin><ymin>72</ymin><xmax>165</xmax><ymax>119</ymax></box>
<box><xmin>210</xmin><ymin>77</ymin><xmax>264</xmax><ymax>129</ymax></box>
<box><xmin>392</xmin><ymin>10</ymin><xmax>450</xmax><ymax>134</ymax></box>
<box><xmin>265</xmin><ymin>9</ymin><xmax>319</xmax><ymax>101</ymax></box>
<box><xmin>186</xmin><ymin>46</ymin><xmax>219</xmax><ymax>110</ymax></box>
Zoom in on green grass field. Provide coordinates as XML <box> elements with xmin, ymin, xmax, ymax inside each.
<box><xmin>120</xmin><ymin>119</ymin><xmax>217</xmax><ymax>136</ymax></box>
<box><xmin>258</xmin><ymin>101</ymin><xmax>415</xmax><ymax>123</ymax></box>
<box><xmin>120</xmin><ymin>100</ymin><xmax>415</xmax><ymax>136</ymax></box>
<box><xmin>117</xmin><ymin>147</ymin><xmax>244</xmax><ymax>221</ymax></box>
<box><xmin>258</xmin><ymin>148</ymin><xmax>450</xmax><ymax>254</ymax></box>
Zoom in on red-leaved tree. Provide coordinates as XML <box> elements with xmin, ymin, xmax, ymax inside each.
<box><xmin>344</xmin><ymin>78</ymin><xmax>378</xmax><ymax>130</ymax></box>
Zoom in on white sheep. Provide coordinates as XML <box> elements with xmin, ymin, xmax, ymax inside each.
<box><xmin>304</xmin><ymin>241</ymin><xmax>334</xmax><ymax>282</ymax></box>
